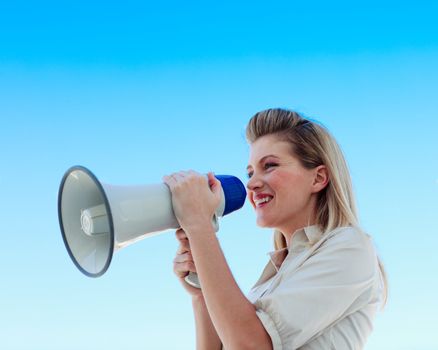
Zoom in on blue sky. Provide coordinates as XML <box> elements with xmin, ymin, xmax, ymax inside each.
<box><xmin>1</xmin><ymin>1</ymin><xmax>438</xmax><ymax>349</ymax></box>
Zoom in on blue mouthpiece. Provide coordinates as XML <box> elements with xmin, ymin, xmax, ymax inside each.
<box><xmin>215</xmin><ymin>175</ymin><xmax>246</xmax><ymax>216</ymax></box>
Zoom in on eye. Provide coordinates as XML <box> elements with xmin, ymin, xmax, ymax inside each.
<box><xmin>247</xmin><ymin>162</ymin><xmax>278</xmax><ymax>179</ymax></box>
<box><xmin>264</xmin><ymin>162</ymin><xmax>278</xmax><ymax>170</ymax></box>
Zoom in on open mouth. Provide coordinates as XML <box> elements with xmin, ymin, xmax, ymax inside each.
<box><xmin>254</xmin><ymin>196</ymin><xmax>273</xmax><ymax>208</ymax></box>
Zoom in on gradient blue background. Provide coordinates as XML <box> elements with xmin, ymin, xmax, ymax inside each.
<box><xmin>1</xmin><ymin>1</ymin><xmax>437</xmax><ymax>349</ymax></box>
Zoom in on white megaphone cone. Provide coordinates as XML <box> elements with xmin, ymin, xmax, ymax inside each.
<box><xmin>58</xmin><ymin>166</ymin><xmax>246</xmax><ymax>288</ymax></box>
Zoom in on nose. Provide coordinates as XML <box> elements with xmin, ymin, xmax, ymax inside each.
<box><xmin>246</xmin><ymin>172</ymin><xmax>263</xmax><ymax>192</ymax></box>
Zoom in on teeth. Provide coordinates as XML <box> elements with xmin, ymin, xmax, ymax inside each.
<box><xmin>254</xmin><ymin>196</ymin><xmax>273</xmax><ymax>206</ymax></box>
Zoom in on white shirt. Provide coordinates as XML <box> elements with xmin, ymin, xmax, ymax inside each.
<box><xmin>246</xmin><ymin>225</ymin><xmax>384</xmax><ymax>350</ymax></box>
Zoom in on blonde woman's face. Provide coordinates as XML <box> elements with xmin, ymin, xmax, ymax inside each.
<box><xmin>246</xmin><ymin>134</ymin><xmax>317</xmax><ymax>234</ymax></box>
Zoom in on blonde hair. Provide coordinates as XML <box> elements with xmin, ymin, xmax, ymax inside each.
<box><xmin>246</xmin><ymin>108</ymin><xmax>388</xmax><ymax>308</ymax></box>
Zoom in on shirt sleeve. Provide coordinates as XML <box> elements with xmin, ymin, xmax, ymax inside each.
<box><xmin>253</xmin><ymin>227</ymin><xmax>379</xmax><ymax>350</ymax></box>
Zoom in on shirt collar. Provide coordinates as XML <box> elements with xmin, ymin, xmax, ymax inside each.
<box><xmin>296</xmin><ymin>225</ymin><xmax>322</xmax><ymax>249</ymax></box>
<box><xmin>268</xmin><ymin>225</ymin><xmax>323</xmax><ymax>271</ymax></box>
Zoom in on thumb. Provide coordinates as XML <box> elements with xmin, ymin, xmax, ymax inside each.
<box><xmin>207</xmin><ymin>172</ymin><xmax>222</xmax><ymax>195</ymax></box>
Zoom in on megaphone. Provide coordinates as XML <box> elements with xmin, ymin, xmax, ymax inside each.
<box><xmin>58</xmin><ymin>165</ymin><xmax>246</xmax><ymax>287</ymax></box>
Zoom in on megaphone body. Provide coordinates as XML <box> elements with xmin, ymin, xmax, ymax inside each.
<box><xmin>58</xmin><ymin>166</ymin><xmax>246</xmax><ymax>287</ymax></box>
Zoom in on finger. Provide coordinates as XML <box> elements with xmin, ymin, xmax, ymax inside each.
<box><xmin>162</xmin><ymin>174</ymin><xmax>177</xmax><ymax>187</ymax></box>
<box><xmin>187</xmin><ymin>170</ymin><xmax>207</xmax><ymax>185</ymax></box>
<box><xmin>186</xmin><ymin>261</ymin><xmax>197</xmax><ymax>273</ymax></box>
<box><xmin>175</xmin><ymin>229</ymin><xmax>187</xmax><ymax>240</ymax></box>
<box><xmin>176</xmin><ymin>242</ymin><xmax>191</xmax><ymax>254</ymax></box>
<box><xmin>177</xmin><ymin>240</ymin><xmax>191</xmax><ymax>254</ymax></box>
<box><xmin>174</xmin><ymin>267</ymin><xmax>189</xmax><ymax>279</ymax></box>
<box><xmin>174</xmin><ymin>261</ymin><xmax>196</xmax><ymax>276</ymax></box>
<box><xmin>171</xmin><ymin>172</ymin><xmax>187</xmax><ymax>181</ymax></box>
<box><xmin>186</xmin><ymin>169</ymin><xmax>198</xmax><ymax>178</ymax></box>
<box><xmin>173</xmin><ymin>252</ymin><xmax>193</xmax><ymax>264</ymax></box>
<box><xmin>177</xmin><ymin>170</ymin><xmax>189</xmax><ymax>178</ymax></box>
<box><xmin>164</xmin><ymin>172</ymin><xmax>188</xmax><ymax>192</ymax></box>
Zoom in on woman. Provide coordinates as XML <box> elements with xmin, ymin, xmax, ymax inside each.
<box><xmin>163</xmin><ymin>108</ymin><xmax>387</xmax><ymax>350</ymax></box>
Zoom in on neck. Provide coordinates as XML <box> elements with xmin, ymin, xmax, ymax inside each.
<box><xmin>281</xmin><ymin>223</ymin><xmax>314</xmax><ymax>248</ymax></box>
<box><xmin>279</xmin><ymin>200</ymin><xmax>317</xmax><ymax>247</ymax></box>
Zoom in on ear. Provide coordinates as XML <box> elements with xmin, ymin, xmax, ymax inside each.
<box><xmin>311</xmin><ymin>165</ymin><xmax>329</xmax><ymax>193</ymax></box>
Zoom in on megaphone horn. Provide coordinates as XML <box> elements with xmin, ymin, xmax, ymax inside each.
<box><xmin>58</xmin><ymin>166</ymin><xmax>246</xmax><ymax>287</ymax></box>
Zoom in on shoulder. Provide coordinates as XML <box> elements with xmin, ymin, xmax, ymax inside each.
<box><xmin>323</xmin><ymin>226</ymin><xmax>375</xmax><ymax>252</ymax></box>
<box><xmin>313</xmin><ymin>226</ymin><xmax>379</xmax><ymax>278</ymax></box>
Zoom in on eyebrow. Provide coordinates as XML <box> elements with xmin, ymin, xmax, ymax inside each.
<box><xmin>246</xmin><ymin>155</ymin><xmax>280</xmax><ymax>171</ymax></box>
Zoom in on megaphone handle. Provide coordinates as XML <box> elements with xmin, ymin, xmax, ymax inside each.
<box><xmin>185</xmin><ymin>272</ymin><xmax>201</xmax><ymax>289</ymax></box>
<box><xmin>183</xmin><ymin>214</ymin><xmax>220</xmax><ymax>289</ymax></box>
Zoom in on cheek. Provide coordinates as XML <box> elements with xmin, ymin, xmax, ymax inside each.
<box><xmin>271</xmin><ymin>171</ymin><xmax>300</xmax><ymax>190</ymax></box>
<box><xmin>247</xmin><ymin>192</ymin><xmax>255</xmax><ymax>208</ymax></box>
<box><xmin>273</xmin><ymin>172</ymin><xmax>311</xmax><ymax>200</ymax></box>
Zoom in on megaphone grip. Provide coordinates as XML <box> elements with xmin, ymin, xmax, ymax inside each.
<box><xmin>185</xmin><ymin>272</ymin><xmax>201</xmax><ymax>289</ymax></box>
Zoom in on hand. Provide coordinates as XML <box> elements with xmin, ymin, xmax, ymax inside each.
<box><xmin>163</xmin><ymin>170</ymin><xmax>222</xmax><ymax>235</ymax></box>
<box><xmin>173</xmin><ymin>228</ymin><xmax>203</xmax><ymax>298</ymax></box>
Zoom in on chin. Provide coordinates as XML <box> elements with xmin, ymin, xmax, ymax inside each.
<box><xmin>256</xmin><ymin>216</ymin><xmax>275</xmax><ymax>228</ymax></box>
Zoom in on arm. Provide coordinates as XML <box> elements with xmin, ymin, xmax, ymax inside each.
<box><xmin>192</xmin><ymin>295</ymin><xmax>223</xmax><ymax>350</ymax></box>
<box><xmin>165</xmin><ymin>171</ymin><xmax>272</xmax><ymax>350</ymax></box>
<box><xmin>188</xmin><ymin>227</ymin><xmax>272</xmax><ymax>350</ymax></box>
<box><xmin>173</xmin><ymin>229</ymin><xmax>222</xmax><ymax>349</ymax></box>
